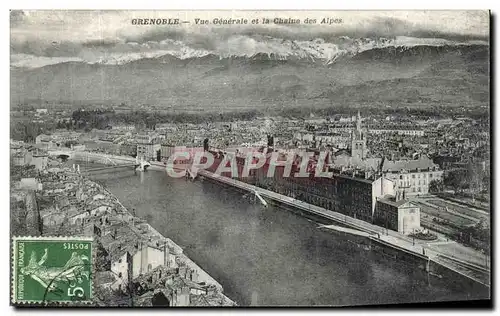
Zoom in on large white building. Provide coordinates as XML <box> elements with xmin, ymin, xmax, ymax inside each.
<box><xmin>374</xmin><ymin>195</ymin><xmax>421</xmax><ymax>235</ymax></box>
<box><xmin>136</xmin><ymin>133</ymin><xmax>162</xmax><ymax>161</ymax></box>
<box><xmin>382</xmin><ymin>156</ymin><xmax>443</xmax><ymax>196</ymax></box>
<box><xmin>98</xmin><ymin>222</ymin><xmax>178</xmax><ymax>293</ymax></box>
<box><xmin>368</xmin><ymin>128</ymin><xmax>425</xmax><ymax>137</ymax></box>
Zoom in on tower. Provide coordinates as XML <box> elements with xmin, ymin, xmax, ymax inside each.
<box><xmin>351</xmin><ymin>111</ymin><xmax>367</xmax><ymax>160</ymax></box>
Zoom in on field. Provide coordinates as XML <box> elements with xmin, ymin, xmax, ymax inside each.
<box><xmin>427</xmin><ymin>199</ymin><xmax>488</xmax><ymax>222</ymax></box>
<box><xmin>416</xmin><ymin>201</ymin><xmax>477</xmax><ymax>228</ymax></box>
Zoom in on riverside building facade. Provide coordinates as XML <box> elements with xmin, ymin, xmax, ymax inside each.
<box><xmin>205</xmin><ymin>150</ymin><xmax>406</xmax><ymax>226</ymax></box>
<box><xmin>382</xmin><ymin>156</ymin><xmax>444</xmax><ymax>196</ymax></box>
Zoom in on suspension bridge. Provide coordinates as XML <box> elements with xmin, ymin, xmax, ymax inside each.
<box><xmin>68</xmin><ymin>151</ymin><xmax>152</xmax><ymax>174</ymax></box>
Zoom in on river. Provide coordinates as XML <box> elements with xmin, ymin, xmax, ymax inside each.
<box><xmin>80</xmin><ymin>164</ymin><xmax>488</xmax><ymax>306</ymax></box>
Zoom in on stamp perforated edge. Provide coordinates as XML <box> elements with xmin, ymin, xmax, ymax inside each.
<box><xmin>11</xmin><ymin>236</ymin><xmax>95</xmax><ymax>306</ymax></box>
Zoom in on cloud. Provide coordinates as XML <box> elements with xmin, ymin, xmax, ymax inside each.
<box><xmin>82</xmin><ymin>39</ymin><xmax>121</xmax><ymax>48</ymax></box>
<box><xmin>10</xmin><ymin>10</ymin><xmax>490</xmax><ymax>68</ymax></box>
<box><xmin>11</xmin><ymin>54</ymin><xmax>83</xmax><ymax>68</ymax></box>
<box><xmin>10</xmin><ymin>10</ymin><xmax>26</xmax><ymax>27</ymax></box>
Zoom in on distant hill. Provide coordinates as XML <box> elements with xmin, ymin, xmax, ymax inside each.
<box><xmin>10</xmin><ymin>44</ymin><xmax>489</xmax><ymax>111</ymax></box>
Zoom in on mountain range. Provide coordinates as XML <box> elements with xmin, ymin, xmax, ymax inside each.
<box><xmin>10</xmin><ymin>42</ymin><xmax>489</xmax><ymax>112</ymax></box>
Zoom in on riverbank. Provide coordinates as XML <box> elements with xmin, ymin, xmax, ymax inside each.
<box><xmin>93</xmin><ymin>180</ymin><xmax>236</xmax><ymax>306</ymax></box>
<box><xmin>20</xmin><ymin>161</ymin><xmax>236</xmax><ymax>306</ymax></box>
<box><xmin>70</xmin><ymin>152</ymin><xmax>490</xmax><ymax>289</ymax></box>
<box><xmin>196</xmin><ymin>169</ymin><xmax>490</xmax><ymax>288</ymax></box>
<box><xmin>98</xmin><ymin>185</ymin><xmax>224</xmax><ymax>290</ymax></box>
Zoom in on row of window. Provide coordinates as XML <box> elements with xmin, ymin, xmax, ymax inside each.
<box><xmin>269</xmin><ymin>183</ymin><xmax>372</xmax><ymax>217</ymax></box>
<box><xmin>398</xmin><ymin>172</ymin><xmax>441</xmax><ymax>180</ymax></box>
<box><xmin>399</xmin><ymin>180</ymin><xmax>428</xmax><ymax>187</ymax></box>
<box><xmin>398</xmin><ymin>186</ymin><xmax>425</xmax><ymax>193</ymax></box>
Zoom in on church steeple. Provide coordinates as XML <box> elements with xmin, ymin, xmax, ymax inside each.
<box><xmin>356</xmin><ymin>111</ymin><xmax>362</xmax><ymax>132</ymax></box>
<box><xmin>351</xmin><ymin>111</ymin><xmax>367</xmax><ymax>160</ymax></box>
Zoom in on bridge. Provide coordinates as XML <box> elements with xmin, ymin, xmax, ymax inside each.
<box><xmin>84</xmin><ymin>164</ymin><xmax>138</xmax><ymax>174</ymax></box>
<box><xmin>48</xmin><ymin>149</ymin><xmax>74</xmax><ymax>160</ymax></box>
<box><xmin>84</xmin><ymin>159</ymin><xmax>151</xmax><ymax>173</ymax></box>
<box><xmin>69</xmin><ymin>151</ymin><xmax>152</xmax><ymax>173</ymax></box>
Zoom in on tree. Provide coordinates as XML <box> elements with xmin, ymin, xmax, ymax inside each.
<box><xmin>64</xmin><ymin>140</ymin><xmax>78</xmax><ymax>148</ymax></box>
<box><xmin>444</xmin><ymin>169</ymin><xmax>468</xmax><ymax>193</ymax></box>
<box><xmin>482</xmin><ymin>175</ymin><xmax>490</xmax><ymax>193</ymax></box>
<box><xmin>10</xmin><ymin>121</ymin><xmax>43</xmax><ymax>143</ymax></box>
<box><xmin>429</xmin><ymin>179</ymin><xmax>444</xmax><ymax>193</ymax></box>
<box><xmin>467</xmin><ymin>161</ymin><xmax>484</xmax><ymax>193</ymax></box>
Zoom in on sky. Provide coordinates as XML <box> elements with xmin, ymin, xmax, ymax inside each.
<box><xmin>10</xmin><ymin>10</ymin><xmax>490</xmax><ymax>68</ymax></box>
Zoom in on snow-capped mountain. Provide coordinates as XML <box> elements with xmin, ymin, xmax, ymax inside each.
<box><xmin>10</xmin><ymin>36</ymin><xmax>487</xmax><ymax>69</ymax></box>
<box><xmin>10</xmin><ymin>37</ymin><xmax>488</xmax><ymax>112</ymax></box>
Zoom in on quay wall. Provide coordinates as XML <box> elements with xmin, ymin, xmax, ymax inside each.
<box><xmin>198</xmin><ymin>169</ymin><xmax>490</xmax><ymax>290</ymax></box>
<box><xmin>368</xmin><ymin>237</ymin><xmax>488</xmax><ymax>292</ymax></box>
<box><xmin>77</xmin><ymin>167</ymin><xmax>226</xmax><ymax>292</ymax></box>
<box><xmin>110</xmin><ymin>197</ymin><xmax>223</xmax><ymax>289</ymax></box>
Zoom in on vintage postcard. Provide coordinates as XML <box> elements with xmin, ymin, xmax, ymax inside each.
<box><xmin>10</xmin><ymin>10</ymin><xmax>490</xmax><ymax>307</ymax></box>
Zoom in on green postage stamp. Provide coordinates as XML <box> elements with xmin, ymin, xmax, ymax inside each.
<box><xmin>11</xmin><ymin>236</ymin><xmax>93</xmax><ymax>305</ymax></box>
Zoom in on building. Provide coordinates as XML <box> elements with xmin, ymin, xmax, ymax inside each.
<box><xmin>51</xmin><ymin>130</ymin><xmax>82</xmax><ymax>145</ymax></box>
<box><xmin>368</xmin><ymin>127</ymin><xmax>425</xmax><ymax>137</ymax></box>
<box><xmin>10</xmin><ymin>142</ymin><xmax>24</xmax><ymax>155</ymax></box>
<box><xmin>136</xmin><ymin>134</ymin><xmax>161</xmax><ymax>161</ymax></box>
<box><xmin>433</xmin><ymin>155</ymin><xmax>462</xmax><ymax>170</ymax></box>
<box><xmin>374</xmin><ymin>194</ymin><xmax>421</xmax><ymax>235</ymax></box>
<box><xmin>31</xmin><ymin>152</ymin><xmax>48</xmax><ymax>170</ymax></box>
<box><xmin>350</xmin><ymin>111</ymin><xmax>367</xmax><ymax>160</ymax></box>
<box><xmin>97</xmin><ymin>221</ymin><xmax>179</xmax><ymax>293</ymax></box>
<box><xmin>11</xmin><ymin>148</ymin><xmax>35</xmax><ymax>167</ymax></box>
<box><xmin>163</xmin><ymin>146</ymin><xmax>205</xmax><ymax>166</ymax></box>
<box><xmin>132</xmin><ymin>267</ymin><xmax>209</xmax><ymax>306</ymax></box>
<box><xmin>204</xmin><ymin>147</ymin><xmax>421</xmax><ymax>233</ymax></box>
<box><xmin>35</xmin><ymin>134</ymin><xmax>56</xmax><ymax>149</ymax></box>
<box><xmin>113</xmin><ymin>125</ymin><xmax>136</xmax><ymax>132</ymax></box>
<box><xmin>35</xmin><ymin>131</ymin><xmax>81</xmax><ymax>148</ymax></box>
<box><xmin>119</xmin><ymin>142</ymin><xmax>137</xmax><ymax>157</ymax></box>
<box><xmin>12</xmin><ymin>152</ymin><xmax>27</xmax><ymax>166</ymax></box>
<box><xmin>160</xmin><ymin>143</ymin><xmax>176</xmax><ymax>161</ymax></box>
<box><xmin>382</xmin><ymin>156</ymin><xmax>443</xmax><ymax>196</ymax></box>
<box><xmin>207</xmin><ymin>151</ymin><xmax>395</xmax><ymax>223</ymax></box>
<box><xmin>35</xmin><ymin>108</ymin><xmax>48</xmax><ymax>115</ymax></box>
<box><xmin>84</xmin><ymin>140</ymin><xmax>121</xmax><ymax>154</ymax></box>
<box><xmin>331</xmin><ymin>151</ymin><xmax>382</xmax><ymax>173</ymax></box>
<box><xmin>19</xmin><ymin>178</ymin><xmax>43</xmax><ymax>191</ymax></box>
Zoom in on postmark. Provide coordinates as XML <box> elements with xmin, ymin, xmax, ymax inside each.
<box><xmin>11</xmin><ymin>236</ymin><xmax>93</xmax><ymax>305</ymax></box>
